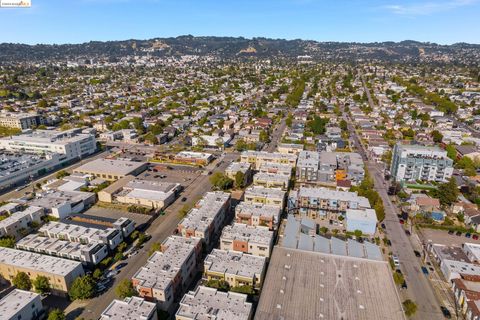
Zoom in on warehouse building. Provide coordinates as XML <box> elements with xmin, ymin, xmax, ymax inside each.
<box><xmin>73</xmin><ymin>158</ymin><xmax>148</xmax><ymax>181</ymax></box>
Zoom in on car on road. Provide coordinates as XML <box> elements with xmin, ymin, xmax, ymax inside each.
<box><xmin>395</xmin><ymin>269</ymin><xmax>402</xmax><ymax>275</ymax></box>
<box><xmin>405</xmin><ymin>230</ymin><xmax>411</xmax><ymax>236</ymax></box>
<box><xmin>414</xmin><ymin>250</ymin><xmax>421</xmax><ymax>257</ymax></box>
<box><xmin>387</xmin><ymin>240</ymin><xmax>392</xmax><ymax>246</ymax></box>
<box><xmin>421</xmin><ymin>266</ymin><xmax>429</xmax><ymax>275</ymax></box>
<box><xmin>474</xmin><ymin>234</ymin><xmax>479</xmax><ymax>240</ymax></box>
<box><xmin>181</xmin><ymin>197</ymin><xmax>187</xmax><ymax>202</ymax></box>
<box><xmin>440</xmin><ymin>306</ymin><xmax>452</xmax><ymax>319</ymax></box>
<box><xmin>115</xmin><ymin>262</ymin><xmax>128</xmax><ymax>271</ymax></box>
<box><xmin>106</xmin><ymin>270</ymin><xmax>118</xmax><ymax>278</ymax></box>
<box><xmin>448</xmin><ymin>230</ymin><xmax>454</xmax><ymax>235</ymax></box>
<box><xmin>399</xmin><ymin>219</ymin><xmax>404</xmax><ymax>225</ymax></box>
<box><xmin>381</xmin><ymin>223</ymin><xmax>386</xmax><ymax>229</ymax></box>
<box><xmin>456</xmin><ymin>231</ymin><xmax>462</xmax><ymax>236</ymax></box>
<box><xmin>401</xmin><ymin>281</ymin><xmax>407</xmax><ymax>290</ymax></box>
<box><xmin>466</xmin><ymin>233</ymin><xmax>472</xmax><ymax>238</ymax></box>
<box><xmin>392</xmin><ymin>255</ymin><xmax>400</xmax><ymax>267</ymax></box>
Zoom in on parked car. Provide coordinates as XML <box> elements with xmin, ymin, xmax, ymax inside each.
<box><xmin>440</xmin><ymin>306</ymin><xmax>452</xmax><ymax>319</ymax></box>
<box><xmin>473</xmin><ymin>234</ymin><xmax>479</xmax><ymax>240</ymax></box>
<box><xmin>392</xmin><ymin>255</ymin><xmax>400</xmax><ymax>267</ymax></box>
<box><xmin>387</xmin><ymin>240</ymin><xmax>392</xmax><ymax>246</ymax></box>
<box><xmin>421</xmin><ymin>266</ymin><xmax>429</xmax><ymax>275</ymax></box>
<box><xmin>456</xmin><ymin>231</ymin><xmax>462</xmax><ymax>236</ymax></box>
<box><xmin>448</xmin><ymin>230</ymin><xmax>454</xmax><ymax>235</ymax></box>
<box><xmin>401</xmin><ymin>281</ymin><xmax>408</xmax><ymax>289</ymax></box>
<box><xmin>181</xmin><ymin>197</ymin><xmax>187</xmax><ymax>202</ymax></box>
<box><xmin>115</xmin><ymin>262</ymin><xmax>128</xmax><ymax>271</ymax></box>
<box><xmin>414</xmin><ymin>250</ymin><xmax>421</xmax><ymax>257</ymax></box>
<box><xmin>381</xmin><ymin>223</ymin><xmax>386</xmax><ymax>229</ymax></box>
<box><xmin>399</xmin><ymin>219</ymin><xmax>404</xmax><ymax>225</ymax></box>
<box><xmin>466</xmin><ymin>233</ymin><xmax>472</xmax><ymax>238</ymax></box>
<box><xmin>405</xmin><ymin>230</ymin><xmax>411</xmax><ymax>236</ymax></box>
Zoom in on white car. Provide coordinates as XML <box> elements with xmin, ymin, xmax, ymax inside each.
<box><xmin>392</xmin><ymin>255</ymin><xmax>400</xmax><ymax>266</ymax></box>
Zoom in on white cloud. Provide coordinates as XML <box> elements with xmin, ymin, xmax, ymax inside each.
<box><xmin>383</xmin><ymin>0</ymin><xmax>477</xmax><ymax>15</ymax></box>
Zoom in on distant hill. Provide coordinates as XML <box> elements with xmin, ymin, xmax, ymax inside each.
<box><xmin>1</xmin><ymin>36</ymin><xmax>479</xmax><ymax>64</ymax></box>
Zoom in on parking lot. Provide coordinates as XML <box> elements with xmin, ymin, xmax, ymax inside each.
<box><xmin>84</xmin><ymin>206</ymin><xmax>153</xmax><ymax>230</ymax></box>
<box><xmin>419</xmin><ymin>228</ymin><xmax>480</xmax><ymax>246</ymax></box>
<box><xmin>139</xmin><ymin>163</ymin><xmax>202</xmax><ymax>188</ymax></box>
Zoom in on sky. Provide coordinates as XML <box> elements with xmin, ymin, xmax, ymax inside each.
<box><xmin>0</xmin><ymin>0</ymin><xmax>479</xmax><ymax>45</ymax></box>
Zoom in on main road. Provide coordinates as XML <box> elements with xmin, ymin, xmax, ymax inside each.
<box><xmin>349</xmin><ymin>76</ymin><xmax>446</xmax><ymax>319</ymax></box>
<box><xmin>77</xmin><ymin>152</ymin><xmax>239</xmax><ymax>319</ymax></box>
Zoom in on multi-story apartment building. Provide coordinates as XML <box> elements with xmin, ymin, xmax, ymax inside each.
<box><xmin>100</xmin><ymin>297</ymin><xmax>158</xmax><ymax>320</ymax></box>
<box><xmin>253</xmin><ymin>172</ymin><xmax>289</xmax><ymax>190</ymax></box>
<box><xmin>277</xmin><ymin>143</ymin><xmax>304</xmax><ymax>155</ymax></box>
<box><xmin>257</xmin><ymin>162</ymin><xmax>293</xmax><ymax>177</ymax></box>
<box><xmin>296</xmin><ymin>150</ymin><xmax>320</xmax><ymax>183</ymax></box>
<box><xmin>132</xmin><ymin>236</ymin><xmax>202</xmax><ymax>312</ymax></box>
<box><xmin>177</xmin><ymin>192</ymin><xmax>231</xmax><ymax>248</ymax></box>
<box><xmin>220</xmin><ymin>223</ymin><xmax>274</xmax><ymax>258</ymax></box>
<box><xmin>0</xmin><ymin>129</ymin><xmax>96</xmax><ymax>162</ymax></box>
<box><xmin>176</xmin><ymin>286</ymin><xmax>253</xmax><ymax>320</ymax></box>
<box><xmin>240</xmin><ymin>151</ymin><xmax>297</xmax><ymax>170</ymax></box>
<box><xmin>289</xmin><ymin>187</ymin><xmax>371</xmax><ymax>219</ymax></box>
<box><xmin>39</xmin><ymin>221</ymin><xmax>125</xmax><ymax>250</ymax></box>
<box><xmin>235</xmin><ymin>202</ymin><xmax>281</xmax><ymax>230</ymax></box>
<box><xmin>225</xmin><ymin>162</ymin><xmax>252</xmax><ymax>183</ymax></box>
<box><xmin>0</xmin><ymin>289</ymin><xmax>43</xmax><ymax>320</ymax></box>
<box><xmin>16</xmin><ymin>233</ymin><xmax>108</xmax><ymax>265</ymax></box>
<box><xmin>244</xmin><ymin>186</ymin><xmax>286</xmax><ymax>208</ymax></box>
<box><xmin>0</xmin><ymin>247</ymin><xmax>84</xmax><ymax>296</ymax></box>
<box><xmin>0</xmin><ymin>204</ymin><xmax>44</xmax><ymax>239</ymax></box>
<box><xmin>390</xmin><ymin>144</ymin><xmax>454</xmax><ymax>182</ymax></box>
<box><xmin>204</xmin><ymin>249</ymin><xmax>267</xmax><ymax>289</ymax></box>
<box><xmin>0</xmin><ymin>112</ymin><xmax>42</xmax><ymax>130</ymax></box>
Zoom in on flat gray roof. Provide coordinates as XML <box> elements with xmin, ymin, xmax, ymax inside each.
<box><xmin>255</xmin><ymin>246</ymin><xmax>405</xmax><ymax>320</ymax></box>
<box><xmin>74</xmin><ymin>159</ymin><xmax>146</xmax><ymax>176</ymax></box>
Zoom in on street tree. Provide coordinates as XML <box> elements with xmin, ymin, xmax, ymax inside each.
<box><xmin>12</xmin><ymin>272</ymin><xmax>32</xmax><ymax>291</ymax></box>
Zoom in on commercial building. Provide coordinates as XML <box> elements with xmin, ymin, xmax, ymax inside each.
<box><xmin>0</xmin><ymin>247</ymin><xmax>84</xmax><ymax>296</ymax></box>
<box><xmin>240</xmin><ymin>151</ymin><xmax>297</xmax><ymax>170</ymax></box>
<box><xmin>98</xmin><ymin>176</ymin><xmax>181</xmax><ymax>209</ymax></box>
<box><xmin>281</xmin><ymin>215</ymin><xmax>383</xmax><ymax>260</ymax></box>
<box><xmin>100</xmin><ymin>297</ymin><xmax>157</xmax><ymax>320</ymax></box>
<box><xmin>0</xmin><ymin>129</ymin><xmax>96</xmax><ymax>162</ymax></box>
<box><xmin>235</xmin><ymin>202</ymin><xmax>281</xmax><ymax>230</ymax></box>
<box><xmin>289</xmin><ymin>187</ymin><xmax>371</xmax><ymax>219</ymax></box>
<box><xmin>73</xmin><ymin>159</ymin><xmax>148</xmax><ymax>181</ymax></box>
<box><xmin>257</xmin><ymin>163</ymin><xmax>293</xmax><ymax>177</ymax></box>
<box><xmin>176</xmin><ymin>286</ymin><xmax>253</xmax><ymax>320</ymax></box>
<box><xmin>16</xmin><ymin>233</ymin><xmax>108</xmax><ymax>265</ymax></box>
<box><xmin>346</xmin><ymin>208</ymin><xmax>378</xmax><ymax>235</ymax></box>
<box><xmin>29</xmin><ymin>190</ymin><xmax>96</xmax><ymax>219</ymax></box>
<box><xmin>220</xmin><ymin>224</ymin><xmax>273</xmax><ymax>258</ymax></box>
<box><xmin>296</xmin><ymin>150</ymin><xmax>320</xmax><ymax>183</ymax></box>
<box><xmin>253</xmin><ymin>172</ymin><xmax>289</xmax><ymax>190</ymax></box>
<box><xmin>174</xmin><ymin>151</ymin><xmax>214</xmax><ymax>165</ymax></box>
<box><xmin>0</xmin><ymin>112</ymin><xmax>41</xmax><ymax>129</ymax></box>
<box><xmin>39</xmin><ymin>221</ymin><xmax>126</xmax><ymax>251</ymax></box>
<box><xmin>177</xmin><ymin>192</ymin><xmax>231</xmax><ymax>248</ymax></box>
<box><xmin>244</xmin><ymin>186</ymin><xmax>286</xmax><ymax>208</ymax></box>
<box><xmin>390</xmin><ymin>143</ymin><xmax>454</xmax><ymax>182</ymax></box>
<box><xmin>0</xmin><ymin>152</ymin><xmax>64</xmax><ymax>191</ymax></box>
<box><xmin>255</xmin><ymin>246</ymin><xmax>404</xmax><ymax>320</ymax></box>
<box><xmin>132</xmin><ymin>236</ymin><xmax>202</xmax><ymax>312</ymax></box>
<box><xmin>204</xmin><ymin>249</ymin><xmax>267</xmax><ymax>289</ymax></box>
<box><xmin>0</xmin><ymin>204</ymin><xmax>44</xmax><ymax>239</ymax></box>
<box><xmin>0</xmin><ymin>289</ymin><xmax>43</xmax><ymax>320</ymax></box>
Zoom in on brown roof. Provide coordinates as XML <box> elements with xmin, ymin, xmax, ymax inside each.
<box><xmin>416</xmin><ymin>197</ymin><xmax>440</xmax><ymax>207</ymax></box>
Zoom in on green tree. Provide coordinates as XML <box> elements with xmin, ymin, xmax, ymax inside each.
<box><xmin>69</xmin><ymin>275</ymin><xmax>95</xmax><ymax>300</ymax></box>
<box><xmin>148</xmin><ymin>242</ymin><xmax>161</xmax><ymax>256</ymax></box>
<box><xmin>115</xmin><ymin>279</ymin><xmax>136</xmax><ymax>299</ymax></box>
<box><xmin>430</xmin><ymin>130</ymin><xmax>443</xmax><ymax>143</ymax></box>
<box><xmin>259</xmin><ymin>130</ymin><xmax>269</xmax><ymax>143</ymax></box>
<box><xmin>0</xmin><ymin>236</ymin><xmax>16</xmax><ymax>248</ymax></box>
<box><xmin>235</xmin><ymin>139</ymin><xmax>247</xmax><ymax>152</ymax></box>
<box><xmin>319</xmin><ymin>226</ymin><xmax>328</xmax><ymax>234</ymax></box>
<box><xmin>33</xmin><ymin>275</ymin><xmax>50</xmax><ymax>294</ymax></box>
<box><xmin>446</xmin><ymin>144</ymin><xmax>457</xmax><ymax>160</ymax></box>
<box><xmin>402</xmin><ymin>299</ymin><xmax>418</xmax><ymax>317</ymax></box>
<box><xmin>393</xmin><ymin>272</ymin><xmax>405</xmax><ymax>285</ymax></box>
<box><xmin>205</xmin><ymin>279</ymin><xmax>230</xmax><ymax>292</ymax></box>
<box><xmin>307</xmin><ymin>116</ymin><xmax>328</xmax><ymax>135</ymax></box>
<box><xmin>434</xmin><ymin>177</ymin><xmax>459</xmax><ymax>206</ymax></box>
<box><xmin>92</xmin><ymin>269</ymin><xmax>103</xmax><ymax>280</ymax></box>
<box><xmin>12</xmin><ymin>272</ymin><xmax>32</xmax><ymax>291</ymax></box>
<box><xmin>354</xmin><ymin>230</ymin><xmax>363</xmax><ymax>238</ymax></box>
<box><xmin>47</xmin><ymin>309</ymin><xmax>66</xmax><ymax>320</ymax></box>
<box><xmin>234</xmin><ymin>171</ymin><xmax>245</xmax><ymax>189</ymax></box>
<box><xmin>285</xmin><ymin>113</ymin><xmax>293</xmax><ymax>128</ymax></box>
<box><xmin>339</xmin><ymin>119</ymin><xmax>348</xmax><ymax>131</ymax></box>
<box><xmin>209</xmin><ymin>172</ymin><xmax>233</xmax><ymax>191</ymax></box>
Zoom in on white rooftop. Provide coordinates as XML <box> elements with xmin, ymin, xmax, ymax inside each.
<box><xmin>101</xmin><ymin>296</ymin><xmax>157</xmax><ymax>320</ymax></box>
<box><xmin>0</xmin><ymin>289</ymin><xmax>41</xmax><ymax>319</ymax></box>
